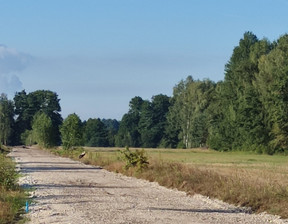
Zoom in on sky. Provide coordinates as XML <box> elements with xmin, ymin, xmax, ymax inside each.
<box><xmin>0</xmin><ymin>0</ymin><xmax>288</xmax><ymax>120</ymax></box>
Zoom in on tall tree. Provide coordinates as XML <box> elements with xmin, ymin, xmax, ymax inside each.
<box><xmin>115</xmin><ymin>96</ymin><xmax>144</xmax><ymax>147</ymax></box>
<box><xmin>255</xmin><ymin>34</ymin><xmax>288</xmax><ymax>153</ymax></box>
<box><xmin>168</xmin><ymin>76</ymin><xmax>194</xmax><ymax>148</ymax></box>
<box><xmin>166</xmin><ymin>77</ymin><xmax>215</xmax><ymax>148</ymax></box>
<box><xmin>0</xmin><ymin>94</ymin><xmax>14</xmax><ymax>145</ymax></box>
<box><xmin>32</xmin><ymin>112</ymin><xmax>54</xmax><ymax>148</ymax></box>
<box><xmin>150</xmin><ymin>94</ymin><xmax>171</xmax><ymax>147</ymax></box>
<box><xmin>13</xmin><ymin>90</ymin><xmax>28</xmax><ymax>144</ymax></box>
<box><xmin>138</xmin><ymin>94</ymin><xmax>171</xmax><ymax>148</ymax></box>
<box><xmin>138</xmin><ymin>100</ymin><xmax>154</xmax><ymax>147</ymax></box>
<box><xmin>83</xmin><ymin>118</ymin><xmax>109</xmax><ymax>147</ymax></box>
<box><xmin>102</xmin><ymin>119</ymin><xmax>119</xmax><ymax>146</ymax></box>
<box><xmin>211</xmin><ymin>32</ymin><xmax>272</xmax><ymax>151</ymax></box>
<box><xmin>60</xmin><ymin>113</ymin><xmax>82</xmax><ymax>149</ymax></box>
<box><xmin>14</xmin><ymin>90</ymin><xmax>62</xmax><ymax>145</ymax></box>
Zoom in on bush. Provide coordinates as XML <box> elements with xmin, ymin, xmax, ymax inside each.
<box><xmin>120</xmin><ymin>147</ymin><xmax>149</xmax><ymax>172</ymax></box>
<box><xmin>0</xmin><ymin>154</ymin><xmax>17</xmax><ymax>190</ymax></box>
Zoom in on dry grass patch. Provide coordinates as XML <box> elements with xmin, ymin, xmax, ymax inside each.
<box><xmin>0</xmin><ymin>200</ymin><xmax>12</xmax><ymax>223</ymax></box>
<box><xmin>136</xmin><ymin>160</ymin><xmax>288</xmax><ymax>218</ymax></box>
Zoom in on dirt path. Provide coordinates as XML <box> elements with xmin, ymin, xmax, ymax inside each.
<box><xmin>9</xmin><ymin>147</ymin><xmax>287</xmax><ymax>224</ymax></box>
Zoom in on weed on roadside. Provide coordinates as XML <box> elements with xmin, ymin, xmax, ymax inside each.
<box><xmin>120</xmin><ymin>147</ymin><xmax>149</xmax><ymax>172</ymax></box>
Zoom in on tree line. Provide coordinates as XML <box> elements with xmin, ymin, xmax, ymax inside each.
<box><xmin>115</xmin><ymin>32</ymin><xmax>288</xmax><ymax>154</ymax></box>
<box><xmin>0</xmin><ymin>90</ymin><xmax>118</xmax><ymax>149</ymax></box>
<box><xmin>1</xmin><ymin>32</ymin><xmax>288</xmax><ymax>154</ymax></box>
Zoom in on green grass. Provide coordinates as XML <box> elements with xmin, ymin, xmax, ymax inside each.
<box><xmin>148</xmin><ymin>148</ymin><xmax>287</xmax><ymax>165</ymax></box>
<box><xmin>51</xmin><ymin>147</ymin><xmax>288</xmax><ymax>219</ymax></box>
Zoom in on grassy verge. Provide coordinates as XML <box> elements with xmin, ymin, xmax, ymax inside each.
<box><xmin>0</xmin><ymin>146</ymin><xmax>27</xmax><ymax>224</ymax></box>
<box><xmin>51</xmin><ymin>147</ymin><xmax>288</xmax><ymax>219</ymax></box>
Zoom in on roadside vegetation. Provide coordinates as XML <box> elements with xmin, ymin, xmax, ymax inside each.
<box><xmin>51</xmin><ymin>147</ymin><xmax>288</xmax><ymax>219</ymax></box>
<box><xmin>0</xmin><ymin>145</ymin><xmax>26</xmax><ymax>224</ymax></box>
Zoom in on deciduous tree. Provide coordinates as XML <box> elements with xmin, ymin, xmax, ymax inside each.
<box><xmin>13</xmin><ymin>90</ymin><xmax>62</xmax><ymax>145</ymax></box>
<box><xmin>83</xmin><ymin>118</ymin><xmax>109</xmax><ymax>147</ymax></box>
<box><xmin>32</xmin><ymin>112</ymin><xmax>54</xmax><ymax>148</ymax></box>
<box><xmin>0</xmin><ymin>94</ymin><xmax>14</xmax><ymax>145</ymax></box>
<box><xmin>60</xmin><ymin>113</ymin><xmax>82</xmax><ymax>149</ymax></box>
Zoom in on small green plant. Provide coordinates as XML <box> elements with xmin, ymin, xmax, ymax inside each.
<box><xmin>120</xmin><ymin>147</ymin><xmax>149</xmax><ymax>172</ymax></box>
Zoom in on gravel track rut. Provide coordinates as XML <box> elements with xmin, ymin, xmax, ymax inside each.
<box><xmin>9</xmin><ymin>147</ymin><xmax>287</xmax><ymax>224</ymax></box>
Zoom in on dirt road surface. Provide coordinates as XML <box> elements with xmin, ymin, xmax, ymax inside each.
<box><xmin>9</xmin><ymin>147</ymin><xmax>287</xmax><ymax>224</ymax></box>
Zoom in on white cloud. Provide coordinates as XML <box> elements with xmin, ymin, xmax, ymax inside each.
<box><xmin>0</xmin><ymin>45</ymin><xmax>32</xmax><ymax>74</ymax></box>
<box><xmin>0</xmin><ymin>45</ymin><xmax>32</xmax><ymax>96</ymax></box>
<box><xmin>0</xmin><ymin>74</ymin><xmax>23</xmax><ymax>96</ymax></box>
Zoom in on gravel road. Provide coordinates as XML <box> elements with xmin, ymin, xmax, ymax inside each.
<box><xmin>9</xmin><ymin>147</ymin><xmax>287</xmax><ymax>224</ymax></box>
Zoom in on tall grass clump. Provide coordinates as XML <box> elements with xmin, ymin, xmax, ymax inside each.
<box><xmin>0</xmin><ymin>147</ymin><xmax>26</xmax><ymax>224</ymax></box>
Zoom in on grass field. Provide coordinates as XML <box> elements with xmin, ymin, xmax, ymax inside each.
<box><xmin>52</xmin><ymin>147</ymin><xmax>288</xmax><ymax>219</ymax></box>
<box><xmin>148</xmin><ymin>148</ymin><xmax>288</xmax><ymax>185</ymax></box>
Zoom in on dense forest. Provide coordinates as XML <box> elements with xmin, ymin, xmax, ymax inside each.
<box><xmin>1</xmin><ymin>32</ymin><xmax>288</xmax><ymax>154</ymax></box>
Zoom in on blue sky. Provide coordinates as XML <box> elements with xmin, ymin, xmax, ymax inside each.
<box><xmin>0</xmin><ymin>0</ymin><xmax>287</xmax><ymax>120</ymax></box>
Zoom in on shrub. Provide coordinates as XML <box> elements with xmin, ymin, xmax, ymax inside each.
<box><xmin>120</xmin><ymin>147</ymin><xmax>149</xmax><ymax>172</ymax></box>
<box><xmin>0</xmin><ymin>154</ymin><xmax>17</xmax><ymax>190</ymax></box>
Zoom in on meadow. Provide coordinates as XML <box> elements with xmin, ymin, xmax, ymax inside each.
<box><xmin>52</xmin><ymin>147</ymin><xmax>288</xmax><ymax>219</ymax></box>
